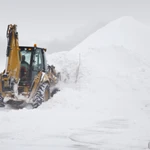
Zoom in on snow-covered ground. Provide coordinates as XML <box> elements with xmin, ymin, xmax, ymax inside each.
<box><xmin>0</xmin><ymin>16</ymin><xmax>150</xmax><ymax>150</ymax></box>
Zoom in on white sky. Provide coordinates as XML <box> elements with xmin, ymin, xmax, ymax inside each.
<box><xmin>0</xmin><ymin>0</ymin><xmax>150</xmax><ymax>45</ymax></box>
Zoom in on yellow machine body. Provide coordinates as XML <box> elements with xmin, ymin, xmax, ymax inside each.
<box><xmin>0</xmin><ymin>24</ymin><xmax>59</xmax><ymax>108</ymax></box>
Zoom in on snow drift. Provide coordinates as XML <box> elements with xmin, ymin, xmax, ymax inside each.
<box><xmin>45</xmin><ymin>16</ymin><xmax>150</xmax><ymax>149</ymax></box>
<box><xmin>48</xmin><ymin>16</ymin><xmax>150</xmax><ymax>92</ymax></box>
<box><xmin>71</xmin><ymin>16</ymin><xmax>150</xmax><ymax>59</ymax></box>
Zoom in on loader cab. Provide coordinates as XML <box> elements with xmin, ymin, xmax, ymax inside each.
<box><xmin>19</xmin><ymin>46</ymin><xmax>47</xmax><ymax>87</ymax></box>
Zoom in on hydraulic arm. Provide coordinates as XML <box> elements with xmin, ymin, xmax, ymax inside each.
<box><xmin>1</xmin><ymin>24</ymin><xmax>21</xmax><ymax>94</ymax></box>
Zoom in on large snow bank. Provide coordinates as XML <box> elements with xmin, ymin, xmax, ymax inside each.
<box><xmin>48</xmin><ymin>16</ymin><xmax>150</xmax><ymax>94</ymax></box>
<box><xmin>45</xmin><ymin>16</ymin><xmax>150</xmax><ymax>149</ymax></box>
<box><xmin>71</xmin><ymin>16</ymin><xmax>150</xmax><ymax>63</ymax></box>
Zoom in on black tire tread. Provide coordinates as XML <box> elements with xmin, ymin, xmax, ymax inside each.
<box><xmin>32</xmin><ymin>82</ymin><xmax>50</xmax><ymax>108</ymax></box>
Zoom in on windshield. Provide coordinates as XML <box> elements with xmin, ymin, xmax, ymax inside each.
<box><xmin>20</xmin><ymin>50</ymin><xmax>32</xmax><ymax>65</ymax></box>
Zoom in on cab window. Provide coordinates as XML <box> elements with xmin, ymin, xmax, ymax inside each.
<box><xmin>32</xmin><ymin>49</ymin><xmax>44</xmax><ymax>71</ymax></box>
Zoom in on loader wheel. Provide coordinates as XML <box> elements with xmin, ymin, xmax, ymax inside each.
<box><xmin>32</xmin><ymin>82</ymin><xmax>50</xmax><ymax>108</ymax></box>
<box><xmin>0</xmin><ymin>94</ymin><xmax>4</xmax><ymax>107</ymax></box>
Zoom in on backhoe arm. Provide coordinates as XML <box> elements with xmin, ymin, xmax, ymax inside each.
<box><xmin>0</xmin><ymin>24</ymin><xmax>21</xmax><ymax>94</ymax></box>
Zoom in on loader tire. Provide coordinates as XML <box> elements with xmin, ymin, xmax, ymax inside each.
<box><xmin>32</xmin><ymin>82</ymin><xmax>50</xmax><ymax>108</ymax></box>
<box><xmin>0</xmin><ymin>94</ymin><xmax>4</xmax><ymax>107</ymax></box>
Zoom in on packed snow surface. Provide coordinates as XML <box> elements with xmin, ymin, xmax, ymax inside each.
<box><xmin>0</xmin><ymin>16</ymin><xmax>150</xmax><ymax>150</ymax></box>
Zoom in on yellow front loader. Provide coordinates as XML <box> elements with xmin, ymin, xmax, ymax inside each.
<box><xmin>0</xmin><ymin>24</ymin><xmax>60</xmax><ymax>108</ymax></box>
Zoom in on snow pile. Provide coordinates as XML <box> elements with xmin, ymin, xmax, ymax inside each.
<box><xmin>71</xmin><ymin>16</ymin><xmax>150</xmax><ymax>63</ymax></box>
<box><xmin>45</xmin><ymin>17</ymin><xmax>150</xmax><ymax>119</ymax></box>
<box><xmin>45</xmin><ymin>16</ymin><xmax>150</xmax><ymax>149</ymax></box>
<box><xmin>48</xmin><ymin>16</ymin><xmax>150</xmax><ymax>96</ymax></box>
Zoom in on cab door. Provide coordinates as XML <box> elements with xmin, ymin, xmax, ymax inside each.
<box><xmin>31</xmin><ymin>48</ymin><xmax>45</xmax><ymax>81</ymax></box>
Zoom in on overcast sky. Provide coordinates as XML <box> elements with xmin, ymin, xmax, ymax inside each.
<box><xmin>0</xmin><ymin>0</ymin><xmax>150</xmax><ymax>46</ymax></box>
